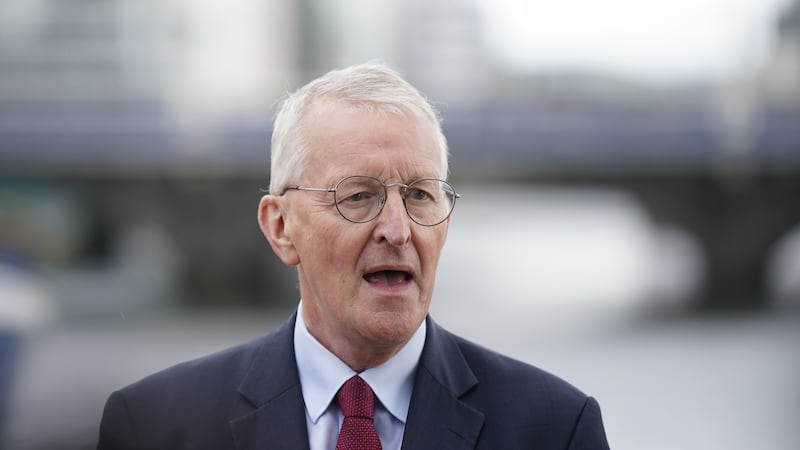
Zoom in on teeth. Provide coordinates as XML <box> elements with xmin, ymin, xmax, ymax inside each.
<box><xmin>365</xmin><ymin>270</ymin><xmax>409</xmax><ymax>285</ymax></box>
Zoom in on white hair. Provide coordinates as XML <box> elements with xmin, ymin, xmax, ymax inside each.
<box><xmin>268</xmin><ymin>61</ymin><xmax>449</xmax><ymax>194</ymax></box>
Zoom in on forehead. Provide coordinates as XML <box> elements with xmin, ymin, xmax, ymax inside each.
<box><xmin>302</xmin><ymin>100</ymin><xmax>443</xmax><ymax>181</ymax></box>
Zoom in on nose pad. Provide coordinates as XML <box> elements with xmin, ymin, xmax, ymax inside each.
<box><xmin>398</xmin><ymin>186</ymin><xmax>408</xmax><ymax>201</ymax></box>
<box><xmin>378</xmin><ymin>186</ymin><xmax>406</xmax><ymax>208</ymax></box>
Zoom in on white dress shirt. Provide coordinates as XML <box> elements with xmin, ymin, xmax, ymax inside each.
<box><xmin>294</xmin><ymin>301</ymin><xmax>426</xmax><ymax>450</ymax></box>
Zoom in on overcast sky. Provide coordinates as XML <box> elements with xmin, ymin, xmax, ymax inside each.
<box><xmin>477</xmin><ymin>0</ymin><xmax>791</xmax><ymax>83</ymax></box>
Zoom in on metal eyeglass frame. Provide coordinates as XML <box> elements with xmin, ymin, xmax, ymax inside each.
<box><xmin>281</xmin><ymin>175</ymin><xmax>459</xmax><ymax>226</ymax></box>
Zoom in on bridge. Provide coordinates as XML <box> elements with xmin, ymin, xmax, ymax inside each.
<box><xmin>2</xmin><ymin>101</ymin><xmax>799</xmax><ymax>309</ymax></box>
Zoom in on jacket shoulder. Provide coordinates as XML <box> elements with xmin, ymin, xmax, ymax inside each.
<box><xmin>98</xmin><ymin>316</ymin><xmax>297</xmax><ymax>450</ymax></box>
<box><xmin>419</xmin><ymin>322</ymin><xmax>609</xmax><ymax>449</ymax></box>
<box><xmin>448</xmin><ymin>331</ymin><xmax>592</xmax><ymax>413</ymax></box>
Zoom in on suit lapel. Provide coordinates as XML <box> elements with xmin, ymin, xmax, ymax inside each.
<box><xmin>402</xmin><ymin>317</ymin><xmax>485</xmax><ymax>450</ymax></box>
<box><xmin>229</xmin><ymin>313</ymin><xmax>311</xmax><ymax>450</ymax></box>
<box><xmin>226</xmin><ymin>314</ymin><xmax>485</xmax><ymax>450</ymax></box>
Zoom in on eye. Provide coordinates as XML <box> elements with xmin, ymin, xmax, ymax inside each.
<box><xmin>408</xmin><ymin>188</ymin><xmax>431</xmax><ymax>201</ymax></box>
<box><xmin>343</xmin><ymin>191</ymin><xmax>372</xmax><ymax>203</ymax></box>
<box><xmin>336</xmin><ymin>177</ymin><xmax>385</xmax><ymax>206</ymax></box>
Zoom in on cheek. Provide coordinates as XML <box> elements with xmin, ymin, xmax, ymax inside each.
<box><xmin>419</xmin><ymin>231</ymin><xmax>448</xmax><ymax>275</ymax></box>
<box><xmin>294</xmin><ymin>214</ymin><xmax>340</xmax><ymax>259</ymax></box>
<box><xmin>317</xmin><ymin>225</ymin><xmax>364</xmax><ymax>272</ymax></box>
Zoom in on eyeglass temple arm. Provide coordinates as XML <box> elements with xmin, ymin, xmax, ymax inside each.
<box><xmin>281</xmin><ymin>186</ymin><xmax>336</xmax><ymax>195</ymax></box>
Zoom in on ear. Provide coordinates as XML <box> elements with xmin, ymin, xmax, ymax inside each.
<box><xmin>258</xmin><ymin>195</ymin><xmax>300</xmax><ymax>266</ymax></box>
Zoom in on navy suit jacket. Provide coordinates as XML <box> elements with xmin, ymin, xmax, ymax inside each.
<box><xmin>97</xmin><ymin>313</ymin><xmax>610</xmax><ymax>449</ymax></box>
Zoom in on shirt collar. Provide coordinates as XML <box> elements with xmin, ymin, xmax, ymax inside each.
<box><xmin>293</xmin><ymin>300</ymin><xmax>426</xmax><ymax>424</ymax></box>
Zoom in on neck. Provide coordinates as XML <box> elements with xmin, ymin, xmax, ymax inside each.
<box><xmin>300</xmin><ymin>306</ymin><xmax>409</xmax><ymax>371</ymax></box>
<box><xmin>313</xmin><ymin>327</ymin><xmax>407</xmax><ymax>372</ymax></box>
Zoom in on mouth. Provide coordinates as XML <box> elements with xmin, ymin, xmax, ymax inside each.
<box><xmin>363</xmin><ymin>269</ymin><xmax>413</xmax><ymax>286</ymax></box>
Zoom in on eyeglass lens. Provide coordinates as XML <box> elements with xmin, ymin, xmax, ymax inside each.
<box><xmin>333</xmin><ymin>176</ymin><xmax>456</xmax><ymax>225</ymax></box>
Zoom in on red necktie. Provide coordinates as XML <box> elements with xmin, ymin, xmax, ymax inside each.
<box><xmin>335</xmin><ymin>376</ymin><xmax>383</xmax><ymax>450</ymax></box>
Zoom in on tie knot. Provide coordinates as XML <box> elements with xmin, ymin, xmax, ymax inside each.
<box><xmin>336</xmin><ymin>376</ymin><xmax>375</xmax><ymax>419</ymax></box>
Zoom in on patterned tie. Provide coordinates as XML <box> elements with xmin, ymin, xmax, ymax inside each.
<box><xmin>335</xmin><ymin>376</ymin><xmax>383</xmax><ymax>450</ymax></box>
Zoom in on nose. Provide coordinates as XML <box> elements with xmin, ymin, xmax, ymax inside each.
<box><xmin>372</xmin><ymin>189</ymin><xmax>411</xmax><ymax>247</ymax></box>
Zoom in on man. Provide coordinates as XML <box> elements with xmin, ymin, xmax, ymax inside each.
<box><xmin>97</xmin><ymin>61</ymin><xmax>610</xmax><ymax>449</ymax></box>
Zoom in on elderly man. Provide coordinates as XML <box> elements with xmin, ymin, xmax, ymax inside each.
<box><xmin>97</xmin><ymin>62</ymin><xmax>610</xmax><ymax>450</ymax></box>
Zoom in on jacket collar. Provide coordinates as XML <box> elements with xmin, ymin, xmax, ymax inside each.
<box><xmin>228</xmin><ymin>313</ymin><xmax>485</xmax><ymax>450</ymax></box>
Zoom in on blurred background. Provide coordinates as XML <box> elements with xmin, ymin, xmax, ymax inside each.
<box><xmin>1</xmin><ymin>0</ymin><xmax>799</xmax><ymax>449</ymax></box>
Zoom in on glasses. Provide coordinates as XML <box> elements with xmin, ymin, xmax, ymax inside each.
<box><xmin>282</xmin><ymin>176</ymin><xmax>459</xmax><ymax>226</ymax></box>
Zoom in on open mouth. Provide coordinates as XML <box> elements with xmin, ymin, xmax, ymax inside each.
<box><xmin>363</xmin><ymin>270</ymin><xmax>413</xmax><ymax>286</ymax></box>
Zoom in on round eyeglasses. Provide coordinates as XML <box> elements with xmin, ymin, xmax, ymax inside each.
<box><xmin>282</xmin><ymin>176</ymin><xmax>459</xmax><ymax>226</ymax></box>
